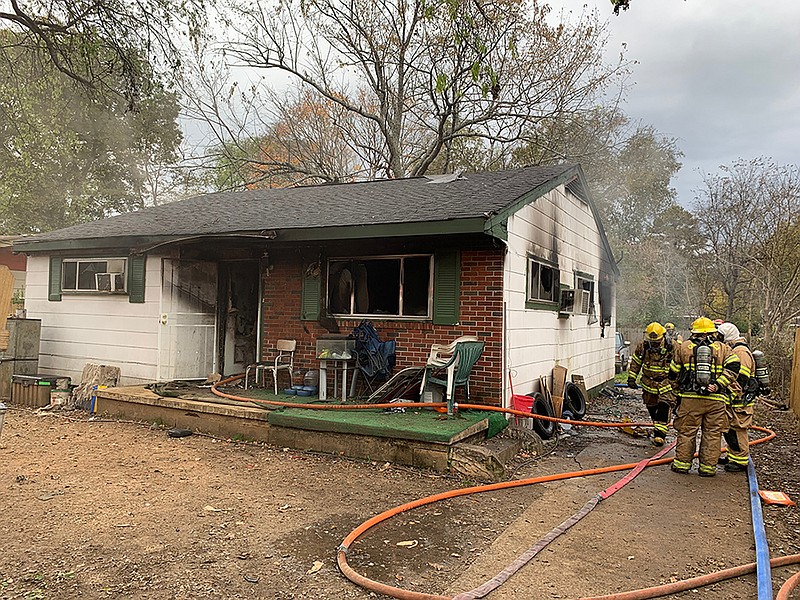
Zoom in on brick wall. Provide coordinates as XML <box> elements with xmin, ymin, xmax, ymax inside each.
<box><xmin>260</xmin><ymin>247</ymin><xmax>505</xmax><ymax>406</ymax></box>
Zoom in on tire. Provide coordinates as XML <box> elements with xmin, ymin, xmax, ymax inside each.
<box><xmin>526</xmin><ymin>391</ymin><xmax>556</xmax><ymax>440</ymax></box>
<box><xmin>564</xmin><ymin>382</ymin><xmax>587</xmax><ymax>420</ymax></box>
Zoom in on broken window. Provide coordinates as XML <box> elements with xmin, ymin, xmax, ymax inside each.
<box><xmin>327</xmin><ymin>255</ymin><xmax>432</xmax><ymax>318</ymax></box>
<box><xmin>62</xmin><ymin>258</ymin><xmax>127</xmax><ymax>293</ymax></box>
<box><xmin>527</xmin><ymin>258</ymin><xmax>559</xmax><ymax>303</ymax></box>
<box><xmin>598</xmin><ymin>281</ymin><xmax>613</xmax><ymax>326</ymax></box>
<box><xmin>576</xmin><ymin>274</ymin><xmax>597</xmax><ymax>322</ymax></box>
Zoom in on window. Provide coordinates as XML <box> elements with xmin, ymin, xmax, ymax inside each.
<box><xmin>527</xmin><ymin>258</ymin><xmax>559</xmax><ymax>305</ymax></box>
<box><xmin>327</xmin><ymin>255</ymin><xmax>432</xmax><ymax>318</ymax></box>
<box><xmin>575</xmin><ymin>273</ymin><xmax>597</xmax><ymax>323</ymax></box>
<box><xmin>62</xmin><ymin>258</ymin><xmax>127</xmax><ymax>293</ymax></box>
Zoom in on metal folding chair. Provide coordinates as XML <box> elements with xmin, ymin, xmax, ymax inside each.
<box><xmin>245</xmin><ymin>339</ymin><xmax>296</xmax><ymax>394</ymax></box>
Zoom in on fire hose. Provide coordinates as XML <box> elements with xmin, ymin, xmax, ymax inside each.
<box><xmin>211</xmin><ymin>375</ymin><xmax>792</xmax><ymax>599</ymax></box>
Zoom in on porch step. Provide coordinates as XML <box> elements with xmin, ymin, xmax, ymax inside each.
<box><xmin>450</xmin><ymin>425</ymin><xmax>544</xmax><ymax>482</ymax></box>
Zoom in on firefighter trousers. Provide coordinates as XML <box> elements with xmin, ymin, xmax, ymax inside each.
<box><xmin>672</xmin><ymin>396</ymin><xmax>729</xmax><ymax>475</ymax></box>
<box><xmin>646</xmin><ymin>402</ymin><xmax>671</xmax><ymax>440</ymax></box>
<box><xmin>643</xmin><ymin>388</ymin><xmax>674</xmax><ymax>441</ymax></box>
<box><xmin>724</xmin><ymin>404</ymin><xmax>754</xmax><ymax>467</ymax></box>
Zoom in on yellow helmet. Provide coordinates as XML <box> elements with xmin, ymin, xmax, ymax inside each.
<box><xmin>644</xmin><ymin>322</ymin><xmax>666</xmax><ymax>340</ymax></box>
<box><xmin>665</xmin><ymin>322</ymin><xmax>675</xmax><ymax>331</ymax></box>
<box><xmin>691</xmin><ymin>317</ymin><xmax>717</xmax><ymax>334</ymax></box>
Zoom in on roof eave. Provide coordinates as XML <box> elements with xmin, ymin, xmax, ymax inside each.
<box><xmin>13</xmin><ymin>218</ymin><xmax>490</xmax><ymax>254</ymax></box>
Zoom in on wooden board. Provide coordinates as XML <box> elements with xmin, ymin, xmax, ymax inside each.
<box><xmin>551</xmin><ymin>365</ymin><xmax>568</xmax><ymax>418</ymax></box>
<box><xmin>0</xmin><ymin>266</ymin><xmax>14</xmax><ymax>352</ymax></box>
<box><xmin>791</xmin><ymin>328</ymin><xmax>800</xmax><ymax>418</ymax></box>
<box><xmin>538</xmin><ymin>376</ymin><xmax>550</xmax><ymax>403</ymax></box>
<box><xmin>572</xmin><ymin>374</ymin><xmax>588</xmax><ymax>398</ymax></box>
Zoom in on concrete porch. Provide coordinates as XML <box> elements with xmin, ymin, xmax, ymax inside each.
<box><xmin>95</xmin><ymin>385</ymin><xmax>522</xmax><ymax>478</ymax></box>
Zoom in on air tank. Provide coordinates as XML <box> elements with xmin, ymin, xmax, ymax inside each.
<box><xmin>695</xmin><ymin>344</ymin><xmax>713</xmax><ymax>388</ymax></box>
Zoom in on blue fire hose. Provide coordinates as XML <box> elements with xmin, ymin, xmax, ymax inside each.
<box><xmin>748</xmin><ymin>457</ymin><xmax>773</xmax><ymax>599</ymax></box>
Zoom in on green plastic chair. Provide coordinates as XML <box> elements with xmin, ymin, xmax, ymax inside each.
<box><xmin>420</xmin><ymin>340</ymin><xmax>485</xmax><ymax>417</ymax></box>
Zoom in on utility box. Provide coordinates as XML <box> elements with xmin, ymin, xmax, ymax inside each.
<box><xmin>0</xmin><ymin>318</ymin><xmax>42</xmax><ymax>361</ymax></box>
<box><xmin>11</xmin><ymin>375</ymin><xmax>69</xmax><ymax>408</ymax></box>
<box><xmin>0</xmin><ymin>318</ymin><xmax>41</xmax><ymax>401</ymax></box>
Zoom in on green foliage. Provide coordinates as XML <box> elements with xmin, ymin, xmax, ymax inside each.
<box><xmin>0</xmin><ymin>0</ymin><xmax>208</xmax><ymax>107</ymax></box>
<box><xmin>0</xmin><ymin>32</ymin><xmax>183</xmax><ymax>233</ymax></box>
<box><xmin>692</xmin><ymin>158</ymin><xmax>800</xmax><ymax>398</ymax></box>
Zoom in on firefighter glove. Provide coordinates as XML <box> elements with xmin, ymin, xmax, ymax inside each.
<box><xmin>627</xmin><ymin>379</ymin><xmax>638</xmax><ymax>390</ymax></box>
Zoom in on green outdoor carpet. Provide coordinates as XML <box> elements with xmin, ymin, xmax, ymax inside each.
<box><xmin>237</xmin><ymin>390</ymin><xmax>508</xmax><ymax>443</ymax></box>
<box><xmin>270</xmin><ymin>407</ymin><xmax>505</xmax><ymax>444</ymax></box>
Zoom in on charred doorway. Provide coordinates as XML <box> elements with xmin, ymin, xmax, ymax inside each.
<box><xmin>218</xmin><ymin>261</ymin><xmax>260</xmax><ymax>376</ymax></box>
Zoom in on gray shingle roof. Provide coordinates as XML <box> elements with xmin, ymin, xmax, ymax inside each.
<box><xmin>16</xmin><ymin>165</ymin><xmax>576</xmax><ymax>248</ymax></box>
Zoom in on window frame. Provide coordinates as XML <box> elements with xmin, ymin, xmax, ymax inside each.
<box><xmin>325</xmin><ymin>253</ymin><xmax>434</xmax><ymax>319</ymax></box>
<box><xmin>61</xmin><ymin>257</ymin><xmax>128</xmax><ymax>294</ymax></box>
<box><xmin>525</xmin><ymin>256</ymin><xmax>560</xmax><ymax>310</ymax></box>
<box><xmin>574</xmin><ymin>271</ymin><xmax>597</xmax><ymax>321</ymax></box>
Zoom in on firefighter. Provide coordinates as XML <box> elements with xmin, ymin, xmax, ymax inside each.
<box><xmin>668</xmin><ymin>316</ymin><xmax>740</xmax><ymax>477</ymax></box>
<box><xmin>627</xmin><ymin>322</ymin><xmax>675</xmax><ymax>446</ymax></box>
<box><xmin>717</xmin><ymin>323</ymin><xmax>757</xmax><ymax>472</ymax></box>
<box><xmin>664</xmin><ymin>322</ymin><xmax>683</xmax><ymax>343</ymax></box>
<box><xmin>712</xmin><ymin>319</ymin><xmax>726</xmax><ymax>343</ymax></box>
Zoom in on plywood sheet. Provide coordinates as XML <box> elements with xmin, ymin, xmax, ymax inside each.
<box><xmin>0</xmin><ymin>266</ymin><xmax>15</xmax><ymax>352</ymax></box>
<box><xmin>551</xmin><ymin>365</ymin><xmax>568</xmax><ymax>418</ymax></box>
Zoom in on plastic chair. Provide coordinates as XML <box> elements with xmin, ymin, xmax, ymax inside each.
<box><xmin>425</xmin><ymin>336</ymin><xmax>480</xmax><ymax>367</ymax></box>
<box><xmin>245</xmin><ymin>339</ymin><xmax>296</xmax><ymax>394</ymax></box>
<box><xmin>420</xmin><ymin>339</ymin><xmax>485</xmax><ymax>416</ymax></box>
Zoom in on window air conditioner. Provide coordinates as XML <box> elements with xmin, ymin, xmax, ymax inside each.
<box><xmin>96</xmin><ymin>272</ymin><xmax>125</xmax><ymax>292</ymax></box>
<box><xmin>579</xmin><ymin>289</ymin><xmax>591</xmax><ymax>314</ymax></box>
<box><xmin>559</xmin><ymin>288</ymin><xmax>576</xmax><ymax>315</ymax></box>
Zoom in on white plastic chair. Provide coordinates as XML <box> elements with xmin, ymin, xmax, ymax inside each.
<box><xmin>419</xmin><ymin>336</ymin><xmax>480</xmax><ymax>401</ymax></box>
<box><xmin>245</xmin><ymin>339</ymin><xmax>296</xmax><ymax>394</ymax></box>
<box><xmin>424</xmin><ymin>336</ymin><xmax>480</xmax><ymax>367</ymax></box>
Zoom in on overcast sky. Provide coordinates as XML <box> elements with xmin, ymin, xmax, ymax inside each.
<box><xmin>549</xmin><ymin>0</ymin><xmax>800</xmax><ymax>207</ymax></box>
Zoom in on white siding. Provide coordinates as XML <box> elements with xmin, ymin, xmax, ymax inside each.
<box><xmin>504</xmin><ymin>185</ymin><xmax>616</xmax><ymax>402</ymax></box>
<box><xmin>25</xmin><ymin>255</ymin><xmax>162</xmax><ymax>385</ymax></box>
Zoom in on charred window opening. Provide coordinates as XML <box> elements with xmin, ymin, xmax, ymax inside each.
<box><xmin>327</xmin><ymin>255</ymin><xmax>432</xmax><ymax>318</ymax></box>
<box><xmin>598</xmin><ymin>281</ymin><xmax>613</xmax><ymax>326</ymax></box>
<box><xmin>527</xmin><ymin>258</ymin><xmax>559</xmax><ymax>303</ymax></box>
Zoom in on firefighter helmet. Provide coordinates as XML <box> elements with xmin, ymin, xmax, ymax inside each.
<box><xmin>713</xmin><ymin>319</ymin><xmax>725</xmax><ymax>326</ymax></box>
<box><xmin>665</xmin><ymin>322</ymin><xmax>675</xmax><ymax>331</ymax></box>
<box><xmin>691</xmin><ymin>317</ymin><xmax>717</xmax><ymax>334</ymax></box>
<box><xmin>645</xmin><ymin>322</ymin><xmax>666</xmax><ymax>340</ymax></box>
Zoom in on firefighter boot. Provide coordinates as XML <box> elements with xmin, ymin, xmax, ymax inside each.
<box><xmin>724</xmin><ymin>463</ymin><xmax>747</xmax><ymax>473</ymax></box>
<box><xmin>648</xmin><ymin>404</ymin><xmax>669</xmax><ymax>447</ymax></box>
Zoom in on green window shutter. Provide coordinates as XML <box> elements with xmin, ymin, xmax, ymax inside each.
<box><xmin>48</xmin><ymin>256</ymin><xmax>62</xmax><ymax>301</ymax></box>
<box><xmin>127</xmin><ymin>255</ymin><xmax>146</xmax><ymax>303</ymax></box>
<box><xmin>301</xmin><ymin>272</ymin><xmax>321</xmax><ymax>321</ymax></box>
<box><xmin>433</xmin><ymin>250</ymin><xmax>460</xmax><ymax>325</ymax></box>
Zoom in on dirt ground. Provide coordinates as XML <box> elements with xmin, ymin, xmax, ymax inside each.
<box><xmin>0</xmin><ymin>388</ymin><xmax>798</xmax><ymax>600</ymax></box>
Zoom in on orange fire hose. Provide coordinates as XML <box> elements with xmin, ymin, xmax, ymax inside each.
<box><xmin>212</xmin><ymin>374</ymin><xmax>783</xmax><ymax>599</ymax></box>
<box><xmin>777</xmin><ymin>570</ymin><xmax>800</xmax><ymax>600</ymax></box>
<box><xmin>578</xmin><ymin>554</ymin><xmax>800</xmax><ymax>600</ymax></box>
<box><xmin>334</xmin><ymin>426</ymin><xmax>775</xmax><ymax>600</ymax></box>
<box><xmin>211</xmin><ymin>374</ymin><xmax>655</xmax><ymax>428</ymax></box>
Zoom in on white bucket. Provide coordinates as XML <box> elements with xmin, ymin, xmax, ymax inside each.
<box><xmin>0</xmin><ymin>402</ymin><xmax>7</xmax><ymax>438</ymax></box>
